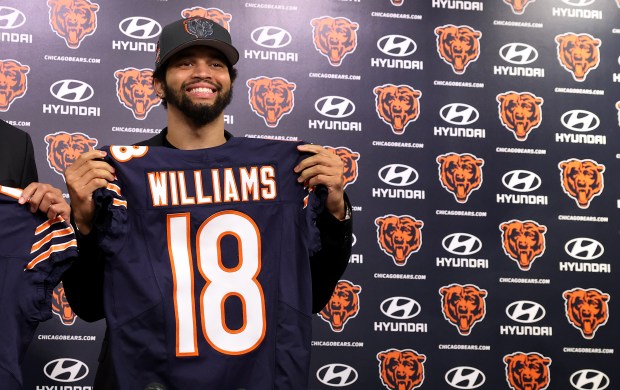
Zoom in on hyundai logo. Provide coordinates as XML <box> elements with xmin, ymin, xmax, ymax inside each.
<box><xmin>562</xmin><ymin>0</ymin><xmax>596</xmax><ymax>6</ymax></box>
<box><xmin>44</xmin><ymin>358</ymin><xmax>89</xmax><ymax>382</ymax></box>
<box><xmin>315</xmin><ymin>96</ymin><xmax>355</xmax><ymax>118</ymax></box>
<box><xmin>316</xmin><ymin>364</ymin><xmax>358</xmax><ymax>387</ymax></box>
<box><xmin>119</xmin><ymin>16</ymin><xmax>161</xmax><ymax>40</ymax></box>
<box><xmin>251</xmin><ymin>26</ymin><xmax>292</xmax><ymax>49</ymax></box>
<box><xmin>445</xmin><ymin>366</ymin><xmax>486</xmax><ymax>389</ymax></box>
<box><xmin>378</xmin><ymin>164</ymin><xmax>418</xmax><ymax>187</ymax></box>
<box><xmin>380</xmin><ymin>296</ymin><xmax>421</xmax><ymax>320</ymax></box>
<box><xmin>502</xmin><ymin>170</ymin><xmax>542</xmax><ymax>193</ymax></box>
<box><xmin>352</xmin><ymin>233</ymin><xmax>357</xmax><ymax>247</ymax></box>
<box><xmin>440</xmin><ymin>103</ymin><xmax>479</xmax><ymax>125</ymax></box>
<box><xmin>561</xmin><ymin>110</ymin><xmax>600</xmax><ymax>132</ymax></box>
<box><xmin>50</xmin><ymin>80</ymin><xmax>94</xmax><ymax>103</ymax></box>
<box><xmin>506</xmin><ymin>301</ymin><xmax>546</xmax><ymax>323</ymax></box>
<box><xmin>499</xmin><ymin>43</ymin><xmax>538</xmax><ymax>65</ymax></box>
<box><xmin>565</xmin><ymin>238</ymin><xmax>604</xmax><ymax>260</ymax></box>
<box><xmin>377</xmin><ymin>34</ymin><xmax>417</xmax><ymax>57</ymax></box>
<box><xmin>0</xmin><ymin>6</ymin><xmax>26</xmax><ymax>29</ymax></box>
<box><xmin>442</xmin><ymin>233</ymin><xmax>482</xmax><ymax>256</ymax></box>
<box><xmin>570</xmin><ymin>369</ymin><xmax>609</xmax><ymax>390</ymax></box>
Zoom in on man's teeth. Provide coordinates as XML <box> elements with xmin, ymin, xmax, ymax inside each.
<box><xmin>190</xmin><ymin>87</ymin><xmax>214</xmax><ymax>93</ymax></box>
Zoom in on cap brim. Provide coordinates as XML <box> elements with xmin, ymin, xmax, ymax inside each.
<box><xmin>158</xmin><ymin>38</ymin><xmax>239</xmax><ymax>69</ymax></box>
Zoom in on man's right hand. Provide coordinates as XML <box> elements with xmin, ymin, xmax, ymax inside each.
<box><xmin>64</xmin><ymin>150</ymin><xmax>115</xmax><ymax>235</ymax></box>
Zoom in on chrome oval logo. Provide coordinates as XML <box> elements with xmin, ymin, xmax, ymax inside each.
<box><xmin>562</xmin><ymin>0</ymin><xmax>596</xmax><ymax>6</ymax></box>
<box><xmin>0</xmin><ymin>6</ymin><xmax>26</xmax><ymax>29</ymax></box>
<box><xmin>565</xmin><ymin>238</ymin><xmax>604</xmax><ymax>260</ymax></box>
<box><xmin>502</xmin><ymin>170</ymin><xmax>542</xmax><ymax>193</ymax></box>
<box><xmin>499</xmin><ymin>43</ymin><xmax>538</xmax><ymax>65</ymax></box>
<box><xmin>445</xmin><ymin>366</ymin><xmax>486</xmax><ymax>389</ymax></box>
<box><xmin>440</xmin><ymin>103</ymin><xmax>479</xmax><ymax>125</ymax></box>
<box><xmin>442</xmin><ymin>233</ymin><xmax>482</xmax><ymax>256</ymax></box>
<box><xmin>315</xmin><ymin>96</ymin><xmax>355</xmax><ymax>118</ymax></box>
<box><xmin>570</xmin><ymin>369</ymin><xmax>609</xmax><ymax>390</ymax></box>
<box><xmin>316</xmin><ymin>363</ymin><xmax>358</xmax><ymax>387</ymax></box>
<box><xmin>378</xmin><ymin>164</ymin><xmax>418</xmax><ymax>187</ymax></box>
<box><xmin>380</xmin><ymin>297</ymin><xmax>421</xmax><ymax>320</ymax></box>
<box><xmin>561</xmin><ymin>110</ymin><xmax>600</xmax><ymax>132</ymax></box>
<box><xmin>119</xmin><ymin>16</ymin><xmax>161</xmax><ymax>40</ymax></box>
<box><xmin>377</xmin><ymin>34</ymin><xmax>417</xmax><ymax>57</ymax></box>
<box><xmin>44</xmin><ymin>358</ymin><xmax>89</xmax><ymax>382</ymax></box>
<box><xmin>50</xmin><ymin>80</ymin><xmax>94</xmax><ymax>103</ymax></box>
<box><xmin>251</xmin><ymin>26</ymin><xmax>292</xmax><ymax>49</ymax></box>
<box><xmin>506</xmin><ymin>300</ymin><xmax>546</xmax><ymax>323</ymax></box>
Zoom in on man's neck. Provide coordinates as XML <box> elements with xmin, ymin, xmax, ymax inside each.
<box><xmin>165</xmin><ymin>110</ymin><xmax>227</xmax><ymax>150</ymax></box>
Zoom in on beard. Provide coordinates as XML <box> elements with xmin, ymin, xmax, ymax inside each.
<box><xmin>164</xmin><ymin>81</ymin><xmax>233</xmax><ymax>127</ymax></box>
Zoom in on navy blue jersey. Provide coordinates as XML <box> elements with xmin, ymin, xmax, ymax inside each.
<box><xmin>93</xmin><ymin>138</ymin><xmax>323</xmax><ymax>389</ymax></box>
<box><xmin>0</xmin><ymin>186</ymin><xmax>78</xmax><ymax>389</ymax></box>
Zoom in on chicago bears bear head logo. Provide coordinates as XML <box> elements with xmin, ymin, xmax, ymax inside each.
<box><xmin>324</xmin><ymin>146</ymin><xmax>359</xmax><ymax>189</ymax></box>
<box><xmin>439</xmin><ymin>284</ymin><xmax>487</xmax><ymax>336</ymax></box>
<box><xmin>563</xmin><ymin>288</ymin><xmax>609</xmax><ymax>339</ymax></box>
<box><xmin>556</xmin><ymin>33</ymin><xmax>601</xmax><ymax>82</ymax></box>
<box><xmin>52</xmin><ymin>282</ymin><xmax>77</xmax><ymax>325</ymax></box>
<box><xmin>0</xmin><ymin>59</ymin><xmax>29</xmax><ymax>111</ymax></box>
<box><xmin>437</xmin><ymin>153</ymin><xmax>484</xmax><ymax>203</ymax></box>
<box><xmin>500</xmin><ymin>220</ymin><xmax>547</xmax><ymax>271</ymax></box>
<box><xmin>504</xmin><ymin>352</ymin><xmax>551</xmax><ymax>390</ymax></box>
<box><xmin>311</xmin><ymin>16</ymin><xmax>359</xmax><ymax>67</ymax></box>
<box><xmin>435</xmin><ymin>25</ymin><xmax>481</xmax><ymax>74</ymax></box>
<box><xmin>497</xmin><ymin>92</ymin><xmax>543</xmax><ymax>141</ymax></box>
<box><xmin>318</xmin><ymin>280</ymin><xmax>361</xmax><ymax>332</ymax></box>
<box><xmin>45</xmin><ymin>131</ymin><xmax>98</xmax><ymax>176</ymax></box>
<box><xmin>181</xmin><ymin>7</ymin><xmax>232</xmax><ymax>31</ymax></box>
<box><xmin>502</xmin><ymin>0</ymin><xmax>537</xmax><ymax>15</ymax></box>
<box><xmin>247</xmin><ymin>76</ymin><xmax>296</xmax><ymax>128</ymax></box>
<box><xmin>374</xmin><ymin>84</ymin><xmax>421</xmax><ymax>135</ymax></box>
<box><xmin>377</xmin><ymin>349</ymin><xmax>426</xmax><ymax>390</ymax></box>
<box><xmin>375</xmin><ymin>214</ymin><xmax>423</xmax><ymax>266</ymax></box>
<box><xmin>559</xmin><ymin>159</ymin><xmax>604</xmax><ymax>209</ymax></box>
<box><xmin>47</xmin><ymin>0</ymin><xmax>99</xmax><ymax>49</ymax></box>
<box><xmin>114</xmin><ymin>68</ymin><xmax>160</xmax><ymax>120</ymax></box>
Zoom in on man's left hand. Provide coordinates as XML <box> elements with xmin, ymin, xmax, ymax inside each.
<box><xmin>19</xmin><ymin>182</ymin><xmax>71</xmax><ymax>222</ymax></box>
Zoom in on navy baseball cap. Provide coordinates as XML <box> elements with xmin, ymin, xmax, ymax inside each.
<box><xmin>155</xmin><ymin>17</ymin><xmax>239</xmax><ymax>72</ymax></box>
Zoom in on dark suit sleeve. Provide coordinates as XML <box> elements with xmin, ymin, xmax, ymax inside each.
<box><xmin>21</xmin><ymin>132</ymin><xmax>39</xmax><ymax>187</ymax></box>
<box><xmin>61</xmin><ymin>226</ymin><xmax>106</xmax><ymax>322</ymax></box>
<box><xmin>310</xmin><ymin>194</ymin><xmax>353</xmax><ymax>313</ymax></box>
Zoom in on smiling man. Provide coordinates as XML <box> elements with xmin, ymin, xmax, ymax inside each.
<box><xmin>62</xmin><ymin>17</ymin><xmax>352</xmax><ymax>390</ymax></box>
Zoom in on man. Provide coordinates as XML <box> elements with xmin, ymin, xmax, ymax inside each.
<box><xmin>62</xmin><ymin>17</ymin><xmax>352</xmax><ymax>389</ymax></box>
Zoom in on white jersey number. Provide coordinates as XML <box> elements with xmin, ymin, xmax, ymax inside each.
<box><xmin>167</xmin><ymin>211</ymin><xmax>266</xmax><ymax>356</ymax></box>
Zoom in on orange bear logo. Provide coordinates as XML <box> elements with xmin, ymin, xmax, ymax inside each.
<box><xmin>502</xmin><ymin>0</ymin><xmax>537</xmax><ymax>15</ymax></box>
<box><xmin>247</xmin><ymin>76</ymin><xmax>296</xmax><ymax>128</ymax></box>
<box><xmin>564</xmin><ymin>288</ymin><xmax>609</xmax><ymax>339</ymax></box>
<box><xmin>556</xmin><ymin>33</ymin><xmax>601</xmax><ymax>82</ymax></box>
<box><xmin>317</xmin><ymin>280</ymin><xmax>361</xmax><ymax>332</ymax></box>
<box><xmin>45</xmin><ymin>131</ymin><xmax>98</xmax><ymax>176</ymax></box>
<box><xmin>559</xmin><ymin>159</ymin><xmax>604</xmax><ymax>209</ymax></box>
<box><xmin>47</xmin><ymin>0</ymin><xmax>99</xmax><ymax>49</ymax></box>
<box><xmin>437</xmin><ymin>153</ymin><xmax>484</xmax><ymax>203</ymax></box>
<box><xmin>114</xmin><ymin>68</ymin><xmax>161</xmax><ymax>120</ymax></box>
<box><xmin>181</xmin><ymin>7</ymin><xmax>232</xmax><ymax>31</ymax></box>
<box><xmin>0</xmin><ymin>59</ymin><xmax>29</xmax><ymax>112</ymax></box>
<box><xmin>500</xmin><ymin>220</ymin><xmax>547</xmax><ymax>271</ymax></box>
<box><xmin>52</xmin><ymin>282</ymin><xmax>77</xmax><ymax>326</ymax></box>
<box><xmin>504</xmin><ymin>352</ymin><xmax>551</xmax><ymax>390</ymax></box>
<box><xmin>377</xmin><ymin>349</ymin><xmax>426</xmax><ymax>390</ymax></box>
<box><xmin>324</xmin><ymin>146</ymin><xmax>359</xmax><ymax>189</ymax></box>
<box><xmin>374</xmin><ymin>84</ymin><xmax>422</xmax><ymax>135</ymax></box>
<box><xmin>310</xmin><ymin>16</ymin><xmax>359</xmax><ymax>67</ymax></box>
<box><xmin>435</xmin><ymin>25</ymin><xmax>481</xmax><ymax>74</ymax></box>
<box><xmin>375</xmin><ymin>214</ymin><xmax>423</xmax><ymax>266</ymax></box>
<box><xmin>439</xmin><ymin>284</ymin><xmax>487</xmax><ymax>336</ymax></box>
<box><xmin>497</xmin><ymin>91</ymin><xmax>543</xmax><ymax>141</ymax></box>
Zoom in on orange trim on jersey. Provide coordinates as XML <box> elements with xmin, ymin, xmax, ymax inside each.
<box><xmin>112</xmin><ymin>199</ymin><xmax>127</xmax><ymax>208</ymax></box>
<box><xmin>0</xmin><ymin>185</ymin><xmax>22</xmax><ymax>199</ymax></box>
<box><xmin>106</xmin><ymin>183</ymin><xmax>122</xmax><ymax>197</ymax></box>
<box><xmin>221</xmin><ymin>293</ymin><xmax>248</xmax><ymax>335</ymax></box>
<box><xmin>30</xmin><ymin>226</ymin><xmax>74</xmax><ymax>253</ymax></box>
<box><xmin>35</xmin><ymin>216</ymin><xmax>64</xmax><ymax>235</ymax></box>
<box><xmin>25</xmin><ymin>239</ymin><xmax>77</xmax><ymax>270</ymax></box>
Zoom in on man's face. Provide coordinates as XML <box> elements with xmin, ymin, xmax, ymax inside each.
<box><xmin>156</xmin><ymin>46</ymin><xmax>233</xmax><ymax>126</ymax></box>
